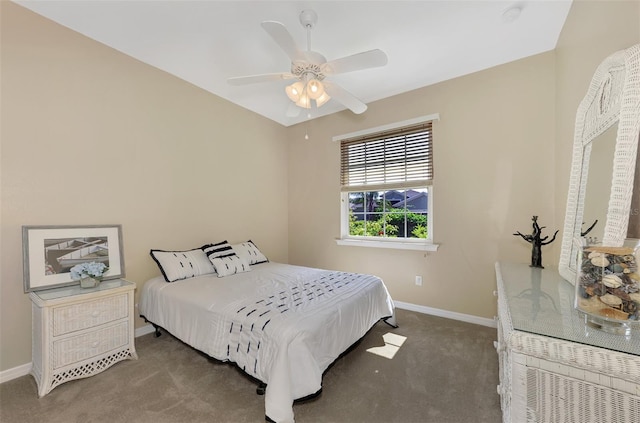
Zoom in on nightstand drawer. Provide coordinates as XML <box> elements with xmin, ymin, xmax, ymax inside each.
<box><xmin>53</xmin><ymin>294</ymin><xmax>128</xmax><ymax>336</ymax></box>
<box><xmin>52</xmin><ymin>321</ymin><xmax>129</xmax><ymax>369</ymax></box>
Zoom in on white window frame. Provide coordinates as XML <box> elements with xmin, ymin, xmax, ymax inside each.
<box><xmin>334</xmin><ymin>114</ymin><xmax>440</xmax><ymax>252</ymax></box>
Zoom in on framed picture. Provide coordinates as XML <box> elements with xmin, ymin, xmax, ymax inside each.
<box><xmin>22</xmin><ymin>224</ymin><xmax>125</xmax><ymax>292</ymax></box>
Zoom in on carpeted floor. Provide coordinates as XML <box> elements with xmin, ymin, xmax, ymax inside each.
<box><xmin>0</xmin><ymin>309</ymin><xmax>502</xmax><ymax>423</ymax></box>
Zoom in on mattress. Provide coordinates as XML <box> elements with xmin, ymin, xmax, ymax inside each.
<box><xmin>139</xmin><ymin>262</ymin><xmax>395</xmax><ymax>423</ymax></box>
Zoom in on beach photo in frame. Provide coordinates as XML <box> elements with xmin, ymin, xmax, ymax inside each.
<box><xmin>23</xmin><ymin>224</ymin><xmax>124</xmax><ymax>292</ymax></box>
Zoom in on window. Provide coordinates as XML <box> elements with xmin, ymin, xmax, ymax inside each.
<box><xmin>336</xmin><ymin>115</ymin><xmax>438</xmax><ymax>251</ymax></box>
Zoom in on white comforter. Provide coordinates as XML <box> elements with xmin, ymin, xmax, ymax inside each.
<box><xmin>139</xmin><ymin>262</ymin><xmax>395</xmax><ymax>423</ymax></box>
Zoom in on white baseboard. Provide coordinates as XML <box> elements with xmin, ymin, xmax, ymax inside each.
<box><xmin>0</xmin><ymin>363</ymin><xmax>32</xmax><ymax>384</ymax></box>
<box><xmin>135</xmin><ymin>324</ymin><xmax>155</xmax><ymax>337</ymax></box>
<box><xmin>394</xmin><ymin>301</ymin><xmax>497</xmax><ymax>328</ymax></box>
<box><xmin>1</xmin><ymin>306</ymin><xmax>494</xmax><ymax>384</ymax></box>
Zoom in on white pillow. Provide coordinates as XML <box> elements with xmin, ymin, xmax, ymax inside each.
<box><xmin>210</xmin><ymin>254</ymin><xmax>251</xmax><ymax>277</ymax></box>
<box><xmin>150</xmin><ymin>248</ymin><xmax>215</xmax><ymax>282</ymax></box>
<box><xmin>231</xmin><ymin>240</ymin><xmax>268</xmax><ymax>265</ymax></box>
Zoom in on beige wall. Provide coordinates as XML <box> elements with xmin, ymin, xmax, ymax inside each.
<box><xmin>287</xmin><ymin>0</ymin><xmax>640</xmax><ymax>321</ymax></box>
<box><xmin>2</xmin><ymin>0</ymin><xmax>639</xmax><ymax>375</ymax></box>
<box><xmin>287</xmin><ymin>51</ymin><xmax>557</xmax><ymax>319</ymax></box>
<box><xmin>0</xmin><ymin>3</ymin><xmax>289</xmax><ymax>371</ymax></box>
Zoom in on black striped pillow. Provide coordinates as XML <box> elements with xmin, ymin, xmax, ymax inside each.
<box><xmin>202</xmin><ymin>240</ymin><xmax>233</xmax><ymax>262</ymax></box>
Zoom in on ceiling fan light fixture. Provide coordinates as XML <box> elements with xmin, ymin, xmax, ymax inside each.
<box><xmin>230</xmin><ymin>9</ymin><xmax>385</xmax><ymax>117</ymax></box>
<box><xmin>295</xmin><ymin>94</ymin><xmax>311</xmax><ymax>109</ymax></box>
<box><xmin>285</xmin><ymin>81</ymin><xmax>305</xmax><ymax>102</ymax></box>
<box><xmin>315</xmin><ymin>92</ymin><xmax>331</xmax><ymax>107</ymax></box>
<box><xmin>306</xmin><ymin>79</ymin><xmax>325</xmax><ymax>100</ymax></box>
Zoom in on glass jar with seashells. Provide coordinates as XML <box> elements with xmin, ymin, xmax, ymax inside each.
<box><xmin>574</xmin><ymin>238</ymin><xmax>640</xmax><ymax>336</ymax></box>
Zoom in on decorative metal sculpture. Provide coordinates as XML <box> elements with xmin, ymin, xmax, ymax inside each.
<box><xmin>513</xmin><ymin>215</ymin><xmax>559</xmax><ymax>268</ymax></box>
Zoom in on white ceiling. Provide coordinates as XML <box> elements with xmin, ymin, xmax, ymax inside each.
<box><xmin>14</xmin><ymin>0</ymin><xmax>573</xmax><ymax>127</ymax></box>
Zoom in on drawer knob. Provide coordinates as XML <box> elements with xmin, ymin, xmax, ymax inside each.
<box><xmin>91</xmin><ymin>341</ymin><xmax>99</xmax><ymax>348</ymax></box>
<box><xmin>91</xmin><ymin>311</ymin><xmax>100</xmax><ymax>318</ymax></box>
<box><xmin>493</xmin><ymin>290</ymin><xmax>498</xmax><ymax>297</ymax></box>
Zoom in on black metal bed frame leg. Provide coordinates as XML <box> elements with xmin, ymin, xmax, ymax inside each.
<box><xmin>257</xmin><ymin>382</ymin><xmax>266</xmax><ymax>395</ymax></box>
<box><xmin>152</xmin><ymin>323</ymin><xmax>162</xmax><ymax>337</ymax></box>
<box><xmin>140</xmin><ymin>316</ymin><xmax>163</xmax><ymax>337</ymax></box>
<box><xmin>384</xmin><ymin>315</ymin><xmax>398</xmax><ymax>328</ymax></box>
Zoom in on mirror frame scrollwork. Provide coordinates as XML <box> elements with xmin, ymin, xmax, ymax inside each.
<box><xmin>559</xmin><ymin>43</ymin><xmax>640</xmax><ymax>284</ymax></box>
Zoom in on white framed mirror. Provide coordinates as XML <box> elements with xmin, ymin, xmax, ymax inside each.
<box><xmin>559</xmin><ymin>43</ymin><xmax>640</xmax><ymax>284</ymax></box>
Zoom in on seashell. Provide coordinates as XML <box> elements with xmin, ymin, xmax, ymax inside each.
<box><xmin>588</xmin><ymin>251</ymin><xmax>603</xmax><ymax>259</ymax></box>
<box><xmin>602</xmin><ymin>274</ymin><xmax>623</xmax><ymax>288</ymax></box>
<box><xmin>624</xmin><ymin>301</ymin><xmax>637</xmax><ymax>314</ymax></box>
<box><xmin>599</xmin><ymin>294</ymin><xmax>623</xmax><ymax>307</ymax></box>
<box><xmin>630</xmin><ymin>292</ymin><xmax>640</xmax><ymax>303</ymax></box>
<box><xmin>591</xmin><ymin>255</ymin><xmax>610</xmax><ymax>267</ymax></box>
<box><xmin>612</xmin><ymin>264</ymin><xmax>625</xmax><ymax>273</ymax></box>
<box><xmin>612</xmin><ymin>288</ymin><xmax>631</xmax><ymax>301</ymax></box>
<box><xmin>589</xmin><ymin>246</ymin><xmax>634</xmax><ymax>255</ymax></box>
<box><xmin>598</xmin><ymin>307</ymin><xmax>629</xmax><ymax>320</ymax></box>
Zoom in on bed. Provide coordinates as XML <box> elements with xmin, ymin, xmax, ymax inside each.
<box><xmin>139</xmin><ymin>241</ymin><xmax>396</xmax><ymax>423</ymax></box>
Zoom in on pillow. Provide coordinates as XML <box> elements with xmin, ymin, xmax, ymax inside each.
<box><xmin>210</xmin><ymin>253</ymin><xmax>251</xmax><ymax>277</ymax></box>
<box><xmin>150</xmin><ymin>248</ymin><xmax>215</xmax><ymax>282</ymax></box>
<box><xmin>231</xmin><ymin>240</ymin><xmax>268</xmax><ymax>265</ymax></box>
<box><xmin>202</xmin><ymin>240</ymin><xmax>234</xmax><ymax>262</ymax></box>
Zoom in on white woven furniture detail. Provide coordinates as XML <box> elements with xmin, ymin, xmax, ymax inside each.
<box><xmin>49</xmin><ymin>350</ymin><xmax>132</xmax><ymax>392</ymax></box>
<box><xmin>559</xmin><ymin>43</ymin><xmax>640</xmax><ymax>283</ymax></box>
<box><xmin>52</xmin><ymin>294</ymin><xmax>128</xmax><ymax>336</ymax></box>
<box><xmin>495</xmin><ymin>262</ymin><xmax>640</xmax><ymax>423</ymax></box>
<box><xmin>53</xmin><ymin>321</ymin><xmax>129</xmax><ymax>368</ymax></box>
<box><xmin>30</xmin><ymin>279</ymin><xmax>137</xmax><ymax>397</ymax></box>
<box><xmin>525</xmin><ymin>362</ymin><xmax>640</xmax><ymax>423</ymax></box>
<box><xmin>509</xmin><ymin>331</ymin><xmax>640</xmax><ymax>390</ymax></box>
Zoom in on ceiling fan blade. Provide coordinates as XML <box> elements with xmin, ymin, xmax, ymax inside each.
<box><xmin>321</xmin><ymin>49</ymin><xmax>388</xmax><ymax>75</ymax></box>
<box><xmin>261</xmin><ymin>21</ymin><xmax>304</xmax><ymax>62</ymax></box>
<box><xmin>323</xmin><ymin>81</ymin><xmax>368</xmax><ymax>114</ymax></box>
<box><xmin>227</xmin><ymin>72</ymin><xmax>295</xmax><ymax>86</ymax></box>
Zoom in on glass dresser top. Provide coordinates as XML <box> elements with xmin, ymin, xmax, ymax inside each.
<box><xmin>33</xmin><ymin>278</ymin><xmax>133</xmax><ymax>301</ymax></box>
<box><xmin>497</xmin><ymin>262</ymin><xmax>640</xmax><ymax>356</ymax></box>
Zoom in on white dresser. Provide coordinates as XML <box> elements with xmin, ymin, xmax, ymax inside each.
<box><xmin>29</xmin><ymin>279</ymin><xmax>138</xmax><ymax>397</ymax></box>
<box><xmin>495</xmin><ymin>262</ymin><xmax>640</xmax><ymax>423</ymax></box>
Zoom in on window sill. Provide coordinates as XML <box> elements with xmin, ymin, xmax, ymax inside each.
<box><xmin>335</xmin><ymin>238</ymin><xmax>440</xmax><ymax>252</ymax></box>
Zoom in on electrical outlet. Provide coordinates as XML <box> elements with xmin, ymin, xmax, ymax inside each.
<box><xmin>415</xmin><ymin>275</ymin><xmax>423</xmax><ymax>286</ymax></box>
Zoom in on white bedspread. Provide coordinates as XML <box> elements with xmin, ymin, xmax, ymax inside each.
<box><xmin>139</xmin><ymin>262</ymin><xmax>395</xmax><ymax>423</ymax></box>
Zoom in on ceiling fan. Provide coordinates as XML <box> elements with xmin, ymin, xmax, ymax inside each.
<box><xmin>227</xmin><ymin>9</ymin><xmax>388</xmax><ymax>116</ymax></box>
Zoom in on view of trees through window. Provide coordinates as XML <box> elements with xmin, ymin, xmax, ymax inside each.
<box><xmin>348</xmin><ymin>188</ymin><xmax>428</xmax><ymax>238</ymax></box>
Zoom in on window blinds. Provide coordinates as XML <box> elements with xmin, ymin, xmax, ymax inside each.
<box><xmin>340</xmin><ymin>121</ymin><xmax>433</xmax><ymax>191</ymax></box>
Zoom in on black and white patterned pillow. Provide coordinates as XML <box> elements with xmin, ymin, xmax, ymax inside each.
<box><xmin>150</xmin><ymin>248</ymin><xmax>215</xmax><ymax>282</ymax></box>
<box><xmin>231</xmin><ymin>240</ymin><xmax>269</xmax><ymax>265</ymax></box>
<box><xmin>202</xmin><ymin>240</ymin><xmax>233</xmax><ymax>262</ymax></box>
<box><xmin>210</xmin><ymin>253</ymin><xmax>251</xmax><ymax>277</ymax></box>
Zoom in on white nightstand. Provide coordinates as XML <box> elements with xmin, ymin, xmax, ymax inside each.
<box><xmin>29</xmin><ymin>279</ymin><xmax>138</xmax><ymax>397</ymax></box>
